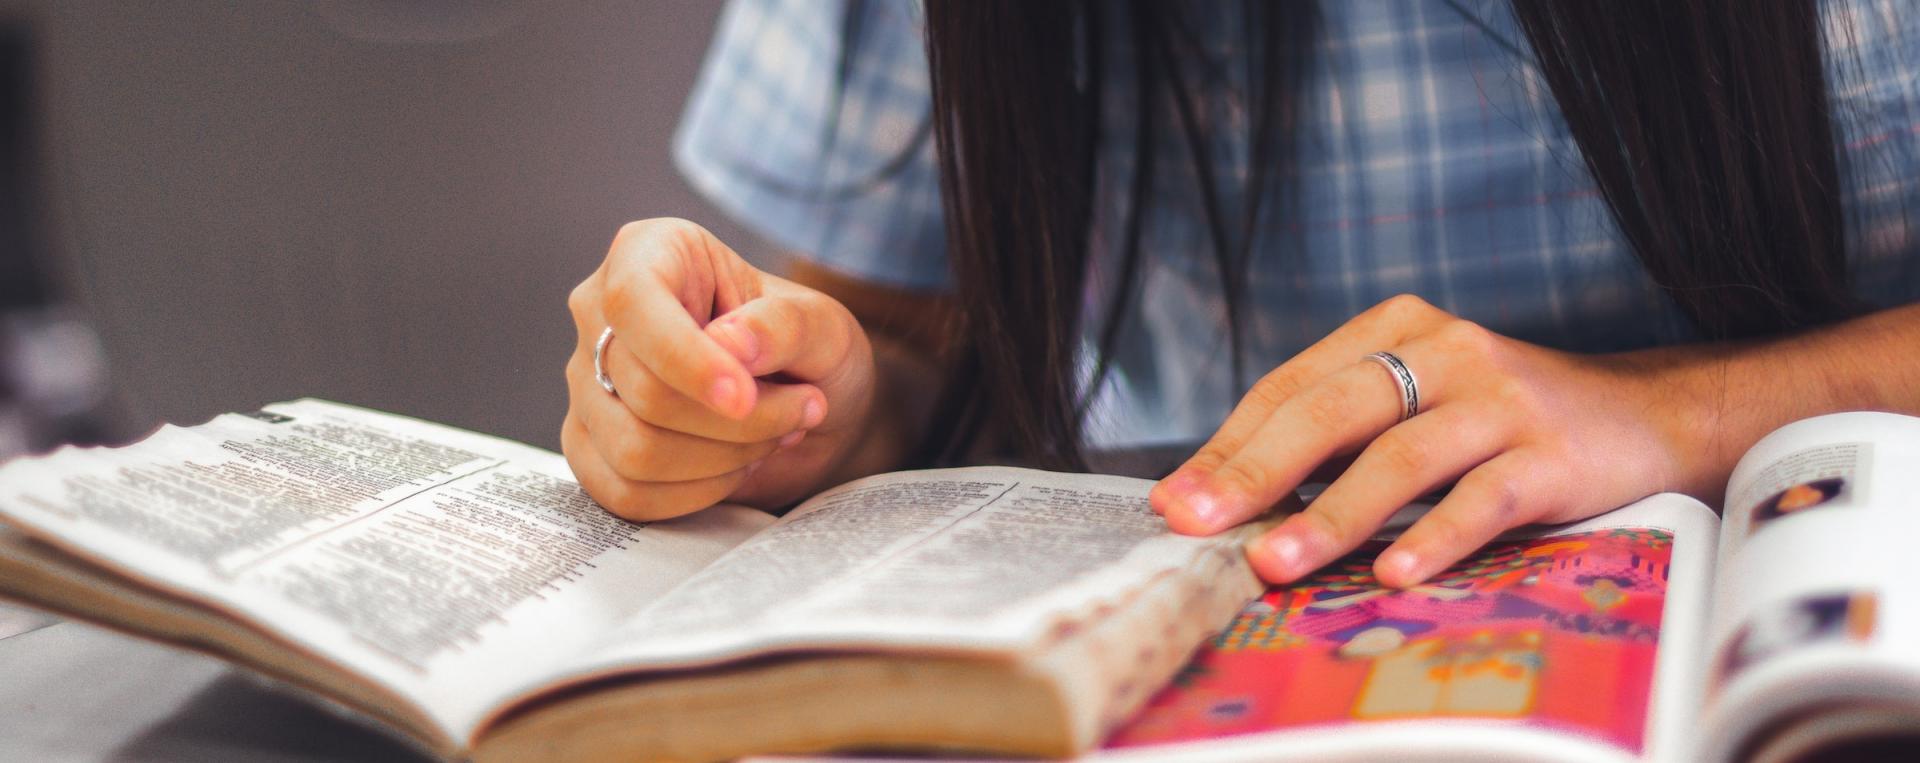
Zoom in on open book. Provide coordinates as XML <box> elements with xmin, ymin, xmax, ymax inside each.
<box><xmin>1022</xmin><ymin>410</ymin><xmax>1915</xmax><ymax>763</ymax></box>
<box><xmin>0</xmin><ymin>401</ymin><xmax>1915</xmax><ymax>761</ymax></box>
<box><xmin>0</xmin><ymin>399</ymin><xmax>1267</xmax><ymax>762</ymax></box>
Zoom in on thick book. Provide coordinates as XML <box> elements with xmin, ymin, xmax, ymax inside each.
<box><xmin>0</xmin><ymin>399</ymin><xmax>1266</xmax><ymax>762</ymax></box>
<box><xmin>1</xmin><ymin>401</ymin><xmax>1916</xmax><ymax>761</ymax></box>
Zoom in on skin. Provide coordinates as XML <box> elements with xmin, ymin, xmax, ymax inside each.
<box><xmin>565</xmin><ymin>218</ymin><xmax>1920</xmax><ymax>587</ymax></box>
<box><xmin>562</xmin><ymin>218</ymin><xmax>949</xmax><ymax>520</ymax></box>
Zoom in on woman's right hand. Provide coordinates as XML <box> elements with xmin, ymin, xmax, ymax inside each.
<box><xmin>563</xmin><ymin>218</ymin><xmax>876</xmax><ymax>521</ymax></box>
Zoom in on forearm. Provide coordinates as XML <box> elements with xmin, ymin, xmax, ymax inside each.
<box><xmin>1636</xmin><ymin>301</ymin><xmax>1920</xmax><ymax>503</ymax></box>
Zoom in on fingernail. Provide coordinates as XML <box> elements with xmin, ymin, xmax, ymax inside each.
<box><xmin>712</xmin><ymin>319</ymin><xmax>758</xmax><ymax>365</ymax></box>
<box><xmin>1262</xmin><ymin>532</ymin><xmax>1305</xmax><ymax>579</ymax></box>
<box><xmin>709</xmin><ymin>376</ymin><xmax>739</xmax><ymax>412</ymax></box>
<box><xmin>801</xmin><ymin>397</ymin><xmax>826</xmax><ymax>429</ymax></box>
<box><xmin>1161</xmin><ymin>468</ymin><xmax>1201</xmax><ymax>495</ymax></box>
<box><xmin>1377</xmin><ymin>549</ymin><xmax>1420</xmax><ymax>587</ymax></box>
<box><xmin>1179</xmin><ymin>490</ymin><xmax>1229</xmax><ymax>533</ymax></box>
<box><xmin>778</xmin><ymin>430</ymin><xmax>805</xmax><ymax>449</ymax></box>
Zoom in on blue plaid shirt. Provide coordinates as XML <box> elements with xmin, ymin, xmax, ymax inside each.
<box><xmin>675</xmin><ymin>0</ymin><xmax>1920</xmax><ymax>447</ymax></box>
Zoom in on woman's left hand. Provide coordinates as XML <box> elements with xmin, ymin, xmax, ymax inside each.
<box><xmin>1148</xmin><ymin>294</ymin><xmax>1720</xmax><ymax>588</ymax></box>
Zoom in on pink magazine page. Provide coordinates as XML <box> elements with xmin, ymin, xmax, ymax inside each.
<box><xmin>1107</xmin><ymin>528</ymin><xmax>1673</xmax><ymax>755</ymax></box>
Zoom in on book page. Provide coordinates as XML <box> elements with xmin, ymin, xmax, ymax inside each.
<box><xmin>1699</xmin><ymin>412</ymin><xmax>1920</xmax><ymax>760</ymax></box>
<box><xmin>556</xmin><ymin>467</ymin><xmax>1256</xmax><ymax>678</ymax></box>
<box><xmin>0</xmin><ymin>399</ymin><xmax>772</xmax><ymax>743</ymax></box>
<box><xmin>1099</xmin><ymin>494</ymin><xmax>1720</xmax><ymax>763</ymax></box>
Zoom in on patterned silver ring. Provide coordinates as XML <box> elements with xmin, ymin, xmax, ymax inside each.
<box><xmin>1363</xmin><ymin>351</ymin><xmax>1419</xmax><ymax>422</ymax></box>
<box><xmin>593</xmin><ymin>327</ymin><xmax>619</xmax><ymax>396</ymax></box>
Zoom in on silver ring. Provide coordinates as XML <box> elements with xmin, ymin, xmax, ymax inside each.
<box><xmin>1363</xmin><ymin>351</ymin><xmax>1419</xmax><ymax>422</ymax></box>
<box><xmin>593</xmin><ymin>327</ymin><xmax>619</xmax><ymax>396</ymax></box>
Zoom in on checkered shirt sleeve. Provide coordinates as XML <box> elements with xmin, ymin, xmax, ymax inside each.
<box><xmin>674</xmin><ymin>0</ymin><xmax>950</xmax><ymax>291</ymax></box>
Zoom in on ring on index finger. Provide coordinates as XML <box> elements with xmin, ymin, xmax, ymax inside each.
<box><xmin>594</xmin><ymin>327</ymin><xmax>619</xmax><ymax>397</ymax></box>
<box><xmin>1363</xmin><ymin>351</ymin><xmax>1419</xmax><ymax>422</ymax></box>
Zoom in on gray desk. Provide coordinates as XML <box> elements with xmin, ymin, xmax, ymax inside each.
<box><xmin>0</xmin><ymin>606</ymin><xmax>428</xmax><ymax>763</ymax></box>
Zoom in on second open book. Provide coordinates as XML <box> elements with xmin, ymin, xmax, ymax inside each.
<box><xmin>1079</xmin><ymin>410</ymin><xmax>1917</xmax><ymax>763</ymax></box>
<box><xmin>0</xmin><ymin>400</ymin><xmax>1916</xmax><ymax>761</ymax></box>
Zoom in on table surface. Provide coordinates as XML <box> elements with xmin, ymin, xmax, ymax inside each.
<box><xmin>0</xmin><ymin>603</ymin><xmax>430</xmax><ymax>763</ymax></box>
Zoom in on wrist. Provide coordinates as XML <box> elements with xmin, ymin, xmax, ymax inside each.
<box><xmin>1622</xmin><ymin>326</ymin><xmax>1881</xmax><ymax>505</ymax></box>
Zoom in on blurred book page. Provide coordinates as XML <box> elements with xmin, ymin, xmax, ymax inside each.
<box><xmin>0</xmin><ymin>399</ymin><xmax>771</xmax><ymax>741</ymax></box>
<box><xmin>1702</xmin><ymin>412</ymin><xmax>1920</xmax><ymax>759</ymax></box>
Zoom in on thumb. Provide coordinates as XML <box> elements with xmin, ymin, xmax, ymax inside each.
<box><xmin>703</xmin><ymin>287</ymin><xmax>859</xmax><ymax>384</ymax></box>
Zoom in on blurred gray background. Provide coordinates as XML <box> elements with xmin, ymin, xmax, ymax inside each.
<box><xmin>0</xmin><ymin>1</ymin><xmax>770</xmax><ymax>451</ymax></box>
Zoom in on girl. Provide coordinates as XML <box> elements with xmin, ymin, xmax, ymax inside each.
<box><xmin>562</xmin><ymin>0</ymin><xmax>1920</xmax><ymax>587</ymax></box>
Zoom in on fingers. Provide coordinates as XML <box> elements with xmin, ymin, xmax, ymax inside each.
<box><xmin>1242</xmin><ymin>404</ymin><xmax>1508</xmax><ymax>583</ymax></box>
<box><xmin>585</xmin><ymin>400</ymin><xmax>781</xmax><ymax>483</ymax></box>
<box><xmin>564</xmin><ymin>218</ymin><xmax>880</xmax><ymax>519</ymax></box>
<box><xmin>703</xmin><ymin>285</ymin><xmax>859</xmax><ymax>384</ymax></box>
<box><xmin>1159</xmin><ymin>333</ymin><xmax>1463</xmax><ymax>535</ymax></box>
<box><xmin>561</xmin><ymin>409</ymin><xmax>754</xmax><ymax>522</ymax></box>
<box><xmin>570</xmin><ymin>350</ymin><xmax>806</xmax><ymax>482</ymax></box>
<box><xmin>1168</xmin><ymin>363</ymin><xmax>1408</xmax><ymax>534</ymax></box>
<box><xmin>1141</xmin><ymin>293</ymin><xmax>1621</xmax><ymax>590</ymax></box>
<box><xmin>596</xmin><ymin>219</ymin><xmax>758</xmax><ymax>419</ymax></box>
<box><xmin>603</xmin><ymin>338</ymin><xmax>827</xmax><ymax>443</ymax></box>
<box><xmin>1372</xmin><ymin>452</ymin><xmax>1547</xmax><ymax>587</ymax></box>
<box><xmin>1164</xmin><ymin>294</ymin><xmax>1443</xmax><ymax>481</ymax></box>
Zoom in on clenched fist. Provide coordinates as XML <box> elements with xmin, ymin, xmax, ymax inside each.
<box><xmin>563</xmin><ymin>219</ymin><xmax>876</xmax><ymax>520</ymax></box>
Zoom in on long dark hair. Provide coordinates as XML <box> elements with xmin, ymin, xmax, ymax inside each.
<box><xmin>912</xmin><ymin>0</ymin><xmax>1859</xmax><ymax>469</ymax></box>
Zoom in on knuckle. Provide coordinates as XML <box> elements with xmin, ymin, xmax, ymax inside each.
<box><xmin>622</xmin><ymin>375</ymin><xmax>690</xmax><ymax>428</ymax></box>
<box><xmin>1372</xmin><ymin>431</ymin><xmax>1431</xmax><ymax>478</ymax></box>
<box><xmin>1303</xmin><ymin>385</ymin><xmax>1352</xmax><ymax>432</ymax></box>
<box><xmin>599</xmin><ymin>277</ymin><xmax>640</xmax><ymax>323</ymax></box>
<box><xmin>793</xmin><ymin>291</ymin><xmax>855</xmax><ymax>354</ymax></box>
<box><xmin>1375</xmin><ymin>293</ymin><xmax>1434</xmax><ymax>324</ymax></box>
<box><xmin>1432</xmin><ymin>318</ymin><xmax>1496</xmax><ymax>358</ymax></box>
<box><xmin>1418</xmin><ymin>511</ymin><xmax>1471</xmax><ymax>551</ymax></box>
<box><xmin>1186</xmin><ymin>442</ymin><xmax>1237</xmax><ymax>472</ymax></box>
<box><xmin>616</xmin><ymin>216</ymin><xmax>695</xmax><ymax>242</ymax></box>
<box><xmin>609</xmin><ymin>426</ymin><xmax>667</xmax><ymax>479</ymax></box>
<box><xmin>625</xmin><ymin>216</ymin><xmax>706</xmax><ymax>252</ymax></box>
<box><xmin>765</xmin><ymin>295</ymin><xmax>810</xmax><ymax>340</ymax></box>
<box><xmin>1299</xmin><ymin>507</ymin><xmax>1356</xmax><ymax>546</ymax></box>
<box><xmin>564</xmin><ymin>354</ymin><xmax>589</xmax><ymax>389</ymax></box>
<box><xmin>1488</xmin><ymin>377</ymin><xmax>1541</xmax><ymax>415</ymax></box>
<box><xmin>1189</xmin><ymin>443</ymin><xmax>1233</xmax><ymax>472</ymax></box>
<box><xmin>1245</xmin><ymin>372</ymin><xmax>1302</xmax><ymax>410</ymax></box>
<box><xmin>613</xmin><ymin>219</ymin><xmax>649</xmax><ymax>245</ymax></box>
<box><xmin>1472</xmin><ymin>468</ymin><xmax>1525</xmax><ymax>525</ymax></box>
<box><xmin>1210</xmin><ymin>458</ymin><xmax>1278</xmax><ymax>502</ymax></box>
<box><xmin>567</xmin><ymin>280</ymin><xmax>597</xmax><ymax>325</ymax></box>
<box><xmin>622</xmin><ymin>388</ymin><xmax>663</xmax><ymax>424</ymax></box>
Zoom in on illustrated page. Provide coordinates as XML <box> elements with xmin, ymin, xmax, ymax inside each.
<box><xmin>1100</xmin><ymin>495</ymin><xmax>1720</xmax><ymax>763</ymax></box>
<box><xmin>0</xmin><ymin>399</ymin><xmax>772</xmax><ymax>741</ymax></box>
<box><xmin>555</xmin><ymin>466</ymin><xmax>1254</xmax><ymax>680</ymax></box>
<box><xmin>1701</xmin><ymin>412</ymin><xmax>1920</xmax><ymax>760</ymax></box>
